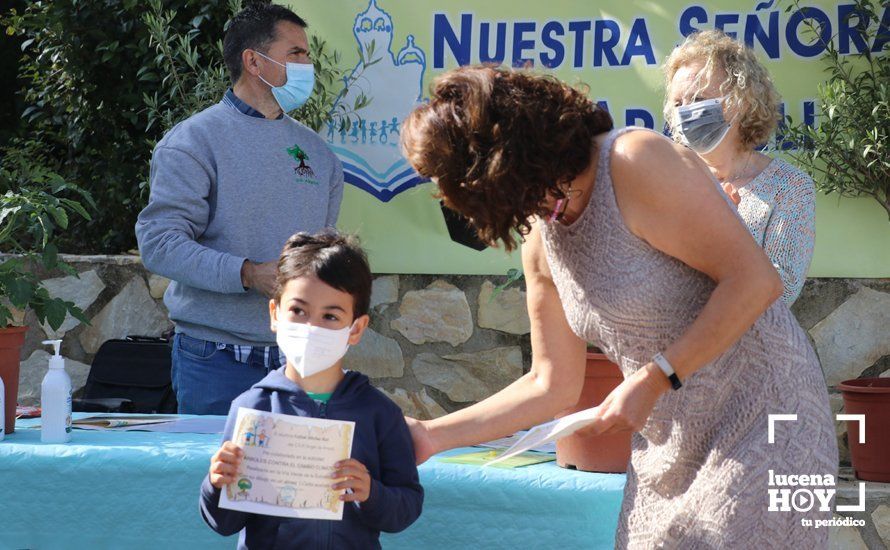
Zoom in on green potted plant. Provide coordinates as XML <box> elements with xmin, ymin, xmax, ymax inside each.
<box><xmin>0</xmin><ymin>144</ymin><xmax>93</xmax><ymax>434</ymax></box>
<box><xmin>782</xmin><ymin>0</ymin><xmax>889</xmax><ymax>219</ymax></box>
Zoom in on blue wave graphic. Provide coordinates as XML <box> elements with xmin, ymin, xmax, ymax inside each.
<box><xmin>344</xmin><ymin>172</ymin><xmax>428</xmax><ymax>202</ymax></box>
<box><xmin>329</xmin><ymin>144</ymin><xmax>410</xmax><ymax>180</ymax></box>
<box><xmin>341</xmin><ymin>162</ymin><xmax>417</xmax><ymax>190</ymax></box>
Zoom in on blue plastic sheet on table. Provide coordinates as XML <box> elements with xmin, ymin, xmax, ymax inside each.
<box><xmin>2</xmin><ymin>414</ymin><xmax>626</xmax><ymax>549</ymax></box>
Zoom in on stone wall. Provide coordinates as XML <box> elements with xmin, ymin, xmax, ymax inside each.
<box><xmin>10</xmin><ymin>255</ymin><xmax>890</xmax><ymax>548</ymax></box>
<box><xmin>13</xmin><ymin>256</ymin><xmax>536</xmax><ymax>422</ymax></box>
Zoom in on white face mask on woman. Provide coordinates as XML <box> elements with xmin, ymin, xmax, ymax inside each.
<box><xmin>275</xmin><ymin>316</ymin><xmax>353</xmax><ymax>378</ymax></box>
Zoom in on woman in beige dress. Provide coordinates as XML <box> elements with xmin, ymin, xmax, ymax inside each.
<box><xmin>401</xmin><ymin>65</ymin><xmax>837</xmax><ymax>548</ymax></box>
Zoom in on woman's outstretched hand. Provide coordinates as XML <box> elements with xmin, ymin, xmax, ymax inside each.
<box><xmin>580</xmin><ymin>362</ymin><xmax>671</xmax><ymax>436</ymax></box>
<box><xmin>406</xmin><ymin>416</ymin><xmax>436</xmax><ymax>465</ymax></box>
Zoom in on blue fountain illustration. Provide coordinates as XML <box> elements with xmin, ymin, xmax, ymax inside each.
<box><xmin>325</xmin><ymin>0</ymin><xmax>427</xmax><ymax>202</ymax></box>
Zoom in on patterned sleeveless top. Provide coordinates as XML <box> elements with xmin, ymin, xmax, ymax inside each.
<box><xmin>539</xmin><ymin>127</ymin><xmax>836</xmax><ymax>548</ymax></box>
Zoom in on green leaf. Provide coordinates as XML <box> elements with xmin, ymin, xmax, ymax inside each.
<box><xmin>42</xmin><ymin>298</ymin><xmax>69</xmax><ymax>331</ymax></box>
<box><xmin>0</xmin><ymin>257</ymin><xmax>23</xmax><ymax>273</ymax></box>
<box><xmin>0</xmin><ymin>206</ymin><xmax>21</xmax><ymax>227</ymax></box>
<box><xmin>47</xmin><ymin>172</ymin><xmax>67</xmax><ymax>193</ymax></box>
<box><xmin>0</xmin><ymin>304</ymin><xmax>13</xmax><ymax>327</ymax></box>
<box><xmin>5</xmin><ymin>277</ymin><xmax>34</xmax><ymax>307</ymax></box>
<box><xmin>43</xmin><ymin>242</ymin><xmax>58</xmax><ymax>270</ymax></box>
<box><xmin>490</xmin><ymin>268</ymin><xmax>525</xmax><ymax>302</ymax></box>
<box><xmin>36</xmin><ymin>213</ymin><xmax>52</xmax><ymax>248</ymax></box>
<box><xmin>68</xmin><ymin>304</ymin><xmax>90</xmax><ymax>326</ymax></box>
<box><xmin>48</xmin><ymin>206</ymin><xmax>69</xmax><ymax>229</ymax></box>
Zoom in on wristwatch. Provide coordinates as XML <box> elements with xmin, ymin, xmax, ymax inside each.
<box><xmin>652</xmin><ymin>353</ymin><xmax>683</xmax><ymax>390</ymax></box>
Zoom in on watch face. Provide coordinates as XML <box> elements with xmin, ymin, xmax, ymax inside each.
<box><xmin>670</xmin><ymin>374</ymin><xmax>683</xmax><ymax>391</ymax></box>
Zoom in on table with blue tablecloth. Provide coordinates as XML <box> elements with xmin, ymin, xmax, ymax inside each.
<box><xmin>2</xmin><ymin>415</ymin><xmax>625</xmax><ymax>549</ymax></box>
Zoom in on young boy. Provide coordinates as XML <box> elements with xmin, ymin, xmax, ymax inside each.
<box><xmin>200</xmin><ymin>231</ymin><xmax>423</xmax><ymax>549</ymax></box>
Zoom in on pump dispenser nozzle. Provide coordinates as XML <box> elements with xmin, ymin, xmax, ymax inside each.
<box><xmin>42</xmin><ymin>340</ymin><xmax>64</xmax><ymax>369</ymax></box>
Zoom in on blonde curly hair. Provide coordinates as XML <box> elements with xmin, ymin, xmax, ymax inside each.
<box><xmin>663</xmin><ymin>30</ymin><xmax>781</xmax><ymax>148</ymax></box>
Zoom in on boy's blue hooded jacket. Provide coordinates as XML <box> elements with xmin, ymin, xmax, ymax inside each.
<box><xmin>200</xmin><ymin>368</ymin><xmax>423</xmax><ymax>549</ymax></box>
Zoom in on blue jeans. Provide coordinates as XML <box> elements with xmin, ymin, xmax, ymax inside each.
<box><xmin>171</xmin><ymin>333</ymin><xmax>271</xmax><ymax>415</ymax></box>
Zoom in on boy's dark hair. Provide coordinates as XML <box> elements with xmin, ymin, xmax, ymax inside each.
<box><xmin>223</xmin><ymin>1</ymin><xmax>308</xmax><ymax>84</ymax></box>
<box><xmin>274</xmin><ymin>231</ymin><xmax>372</xmax><ymax>318</ymax></box>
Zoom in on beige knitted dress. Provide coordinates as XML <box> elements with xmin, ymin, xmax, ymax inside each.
<box><xmin>540</xmin><ymin>128</ymin><xmax>838</xmax><ymax>549</ymax></box>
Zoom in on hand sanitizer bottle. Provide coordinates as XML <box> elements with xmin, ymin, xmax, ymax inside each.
<box><xmin>41</xmin><ymin>339</ymin><xmax>72</xmax><ymax>443</ymax></box>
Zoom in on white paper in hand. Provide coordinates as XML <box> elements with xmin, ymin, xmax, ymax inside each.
<box><xmin>485</xmin><ymin>406</ymin><xmax>601</xmax><ymax>467</ymax></box>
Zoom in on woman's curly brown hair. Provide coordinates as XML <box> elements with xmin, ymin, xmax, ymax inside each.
<box><xmin>401</xmin><ymin>65</ymin><xmax>613</xmax><ymax>251</ymax></box>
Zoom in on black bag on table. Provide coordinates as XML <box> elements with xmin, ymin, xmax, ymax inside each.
<box><xmin>73</xmin><ymin>335</ymin><xmax>177</xmax><ymax>414</ymax></box>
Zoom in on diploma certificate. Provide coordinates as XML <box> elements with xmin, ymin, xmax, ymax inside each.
<box><xmin>219</xmin><ymin>407</ymin><xmax>355</xmax><ymax>520</ymax></box>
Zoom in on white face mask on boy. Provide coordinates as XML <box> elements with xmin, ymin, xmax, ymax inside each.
<box><xmin>275</xmin><ymin>316</ymin><xmax>353</xmax><ymax>378</ymax></box>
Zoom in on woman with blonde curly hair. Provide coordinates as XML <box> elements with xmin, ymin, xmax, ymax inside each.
<box><xmin>664</xmin><ymin>29</ymin><xmax>816</xmax><ymax>304</ymax></box>
<box><xmin>401</xmin><ymin>65</ymin><xmax>836</xmax><ymax>549</ymax></box>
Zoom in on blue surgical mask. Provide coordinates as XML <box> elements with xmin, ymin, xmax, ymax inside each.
<box><xmin>674</xmin><ymin>97</ymin><xmax>731</xmax><ymax>155</ymax></box>
<box><xmin>255</xmin><ymin>51</ymin><xmax>315</xmax><ymax>113</ymax></box>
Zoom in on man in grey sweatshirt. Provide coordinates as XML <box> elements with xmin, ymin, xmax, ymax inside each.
<box><xmin>135</xmin><ymin>3</ymin><xmax>343</xmax><ymax>414</ymax></box>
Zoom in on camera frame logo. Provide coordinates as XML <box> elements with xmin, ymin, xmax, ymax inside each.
<box><xmin>767</xmin><ymin>413</ymin><xmax>867</xmax><ymax>529</ymax></box>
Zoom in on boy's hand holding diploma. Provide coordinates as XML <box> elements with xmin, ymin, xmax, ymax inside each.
<box><xmin>332</xmin><ymin>458</ymin><xmax>371</xmax><ymax>503</ymax></box>
<box><xmin>209</xmin><ymin>441</ymin><xmax>244</xmax><ymax>489</ymax></box>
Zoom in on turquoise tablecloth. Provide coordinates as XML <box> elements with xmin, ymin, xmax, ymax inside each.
<box><xmin>2</xmin><ymin>415</ymin><xmax>625</xmax><ymax>549</ymax></box>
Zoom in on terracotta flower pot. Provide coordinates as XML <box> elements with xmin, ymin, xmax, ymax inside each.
<box><xmin>0</xmin><ymin>326</ymin><xmax>27</xmax><ymax>435</ymax></box>
<box><xmin>554</xmin><ymin>351</ymin><xmax>631</xmax><ymax>473</ymax></box>
<box><xmin>838</xmin><ymin>378</ymin><xmax>890</xmax><ymax>482</ymax></box>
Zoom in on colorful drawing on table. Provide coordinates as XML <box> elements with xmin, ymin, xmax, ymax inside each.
<box><xmin>439</xmin><ymin>449</ymin><xmax>556</xmax><ymax>469</ymax></box>
<box><xmin>69</xmin><ymin>415</ymin><xmax>179</xmax><ymax>429</ymax></box>
<box><xmin>477</xmin><ymin>430</ymin><xmax>557</xmax><ymax>454</ymax></box>
<box><xmin>219</xmin><ymin>407</ymin><xmax>355</xmax><ymax>520</ymax></box>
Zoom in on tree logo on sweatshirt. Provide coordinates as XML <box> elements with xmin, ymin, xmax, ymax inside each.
<box><xmin>287</xmin><ymin>144</ymin><xmax>316</xmax><ymax>180</ymax></box>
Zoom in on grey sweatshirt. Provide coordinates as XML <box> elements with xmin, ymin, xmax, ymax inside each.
<box><xmin>135</xmin><ymin>100</ymin><xmax>344</xmax><ymax>346</ymax></box>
